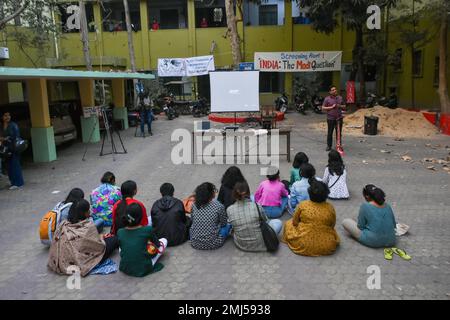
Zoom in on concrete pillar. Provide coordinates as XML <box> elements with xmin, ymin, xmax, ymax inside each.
<box><xmin>140</xmin><ymin>0</ymin><xmax>151</xmax><ymax>70</ymax></box>
<box><xmin>26</xmin><ymin>79</ymin><xmax>57</xmax><ymax>162</ymax></box>
<box><xmin>78</xmin><ymin>79</ymin><xmax>100</xmax><ymax>143</ymax></box>
<box><xmin>187</xmin><ymin>0</ymin><xmax>197</xmax><ymax>57</ymax></box>
<box><xmin>111</xmin><ymin>79</ymin><xmax>129</xmax><ymax>130</ymax></box>
<box><xmin>0</xmin><ymin>81</ymin><xmax>9</xmax><ymax>105</ymax></box>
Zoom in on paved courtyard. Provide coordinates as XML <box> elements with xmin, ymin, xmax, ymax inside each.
<box><xmin>0</xmin><ymin>112</ymin><xmax>449</xmax><ymax>300</ymax></box>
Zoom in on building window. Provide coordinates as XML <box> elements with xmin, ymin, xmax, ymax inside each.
<box><xmin>292</xmin><ymin>1</ymin><xmax>311</xmax><ymax>25</ymax></box>
<box><xmin>102</xmin><ymin>0</ymin><xmax>141</xmax><ymax>32</ymax></box>
<box><xmin>244</xmin><ymin>0</ymin><xmax>284</xmax><ymax>26</ymax></box>
<box><xmin>195</xmin><ymin>0</ymin><xmax>226</xmax><ymax>28</ymax></box>
<box><xmin>434</xmin><ymin>57</ymin><xmax>439</xmax><ymax>87</ymax></box>
<box><xmin>148</xmin><ymin>0</ymin><xmax>188</xmax><ymax>30</ymax></box>
<box><xmin>260</xmin><ymin>73</ymin><xmax>283</xmax><ymax>93</ymax></box>
<box><xmin>413</xmin><ymin>49</ymin><xmax>424</xmax><ymax>77</ymax></box>
<box><xmin>58</xmin><ymin>2</ymin><xmax>95</xmax><ymax>33</ymax></box>
<box><xmin>259</xmin><ymin>5</ymin><xmax>278</xmax><ymax>25</ymax></box>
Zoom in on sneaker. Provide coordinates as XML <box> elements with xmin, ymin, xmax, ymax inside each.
<box><xmin>326</xmin><ymin>146</ymin><xmax>331</xmax><ymax>151</ymax></box>
<box><xmin>9</xmin><ymin>185</ymin><xmax>21</xmax><ymax>190</ymax></box>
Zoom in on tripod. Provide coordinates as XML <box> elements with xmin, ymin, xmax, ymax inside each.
<box><xmin>82</xmin><ymin>106</ymin><xmax>127</xmax><ymax>161</ymax></box>
<box><xmin>99</xmin><ymin>107</ymin><xmax>127</xmax><ymax>160</ymax></box>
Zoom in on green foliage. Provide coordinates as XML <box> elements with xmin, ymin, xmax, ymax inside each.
<box><xmin>1</xmin><ymin>1</ymin><xmax>60</xmax><ymax>66</ymax></box>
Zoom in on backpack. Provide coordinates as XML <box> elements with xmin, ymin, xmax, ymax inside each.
<box><xmin>39</xmin><ymin>202</ymin><xmax>72</xmax><ymax>246</ymax></box>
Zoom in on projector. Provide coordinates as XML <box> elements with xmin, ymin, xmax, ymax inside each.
<box><xmin>0</xmin><ymin>47</ymin><xmax>9</xmax><ymax>60</ymax></box>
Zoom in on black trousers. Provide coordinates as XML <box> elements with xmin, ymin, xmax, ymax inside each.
<box><xmin>101</xmin><ymin>236</ymin><xmax>119</xmax><ymax>263</ymax></box>
<box><xmin>327</xmin><ymin>118</ymin><xmax>343</xmax><ymax>148</ymax></box>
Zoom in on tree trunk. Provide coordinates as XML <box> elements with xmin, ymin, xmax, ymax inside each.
<box><xmin>351</xmin><ymin>27</ymin><xmax>366</xmax><ymax>105</ymax></box>
<box><xmin>225</xmin><ymin>0</ymin><xmax>242</xmax><ymax>68</ymax></box>
<box><xmin>123</xmin><ymin>0</ymin><xmax>136</xmax><ymax>72</ymax></box>
<box><xmin>438</xmin><ymin>11</ymin><xmax>450</xmax><ymax>115</ymax></box>
<box><xmin>79</xmin><ymin>0</ymin><xmax>92</xmax><ymax>71</ymax></box>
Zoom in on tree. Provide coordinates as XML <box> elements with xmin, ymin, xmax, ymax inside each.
<box><xmin>224</xmin><ymin>0</ymin><xmax>243</xmax><ymax>68</ymax></box>
<box><xmin>79</xmin><ymin>0</ymin><xmax>92</xmax><ymax>71</ymax></box>
<box><xmin>123</xmin><ymin>0</ymin><xmax>136</xmax><ymax>72</ymax></box>
<box><xmin>0</xmin><ymin>0</ymin><xmax>60</xmax><ymax>67</ymax></box>
<box><xmin>298</xmin><ymin>0</ymin><xmax>398</xmax><ymax>104</ymax></box>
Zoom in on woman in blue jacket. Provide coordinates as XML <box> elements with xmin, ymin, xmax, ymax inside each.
<box><xmin>1</xmin><ymin>112</ymin><xmax>24</xmax><ymax>190</ymax></box>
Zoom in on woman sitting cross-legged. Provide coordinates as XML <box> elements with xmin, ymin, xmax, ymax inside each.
<box><xmin>289</xmin><ymin>163</ymin><xmax>321</xmax><ymax>213</ymax></box>
<box><xmin>111</xmin><ymin>180</ymin><xmax>149</xmax><ymax>235</ymax></box>
<box><xmin>47</xmin><ymin>199</ymin><xmax>119</xmax><ymax>277</ymax></box>
<box><xmin>322</xmin><ymin>150</ymin><xmax>349</xmax><ymax>200</ymax></box>
<box><xmin>254</xmin><ymin>168</ymin><xmax>289</xmax><ymax>219</ymax></box>
<box><xmin>118</xmin><ymin>203</ymin><xmax>167</xmax><ymax>277</ymax></box>
<box><xmin>227</xmin><ymin>181</ymin><xmax>282</xmax><ymax>252</ymax></box>
<box><xmin>190</xmin><ymin>182</ymin><xmax>231</xmax><ymax>250</ymax></box>
<box><xmin>218</xmin><ymin>166</ymin><xmax>247</xmax><ymax>210</ymax></box>
<box><xmin>282</xmin><ymin>180</ymin><xmax>340</xmax><ymax>256</ymax></box>
<box><xmin>342</xmin><ymin>185</ymin><xmax>396</xmax><ymax>248</ymax></box>
<box><xmin>289</xmin><ymin>152</ymin><xmax>309</xmax><ymax>188</ymax></box>
<box><xmin>90</xmin><ymin>171</ymin><xmax>122</xmax><ymax>227</ymax></box>
<box><xmin>151</xmin><ymin>183</ymin><xmax>191</xmax><ymax>247</ymax></box>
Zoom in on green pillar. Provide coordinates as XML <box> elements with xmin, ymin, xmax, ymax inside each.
<box><xmin>81</xmin><ymin>116</ymin><xmax>100</xmax><ymax>143</ymax></box>
<box><xmin>113</xmin><ymin>107</ymin><xmax>129</xmax><ymax>130</ymax></box>
<box><xmin>30</xmin><ymin>127</ymin><xmax>57</xmax><ymax>163</ymax></box>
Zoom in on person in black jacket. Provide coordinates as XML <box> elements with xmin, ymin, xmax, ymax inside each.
<box><xmin>217</xmin><ymin>166</ymin><xmax>247</xmax><ymax>209</ymax></box>
<box><xmin>151</xmin><ymin>183</ymin><xmax>191</xmax><ymax>246</ymax></box>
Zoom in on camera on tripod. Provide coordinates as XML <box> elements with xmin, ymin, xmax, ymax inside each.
<box><xmin>99</xmin><ymin>105</ymin><xmax>114</xmax><ymax>131</ymax></box>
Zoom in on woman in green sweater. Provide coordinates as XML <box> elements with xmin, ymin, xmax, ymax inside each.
<box><xmin>118</xmin><ymin>203</ymin><xmax>168</xmax><ymax>277</ymax></box>
<box><xmin>289</xmin><ymin>152</ymin><xmax>309</xmax><ymax>187</ymax></box>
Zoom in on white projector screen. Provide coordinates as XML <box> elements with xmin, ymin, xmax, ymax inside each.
<box><xmin>210</xmin><ymin>71</ymin><xmax>260</xmax><ymax>113</ymax></box>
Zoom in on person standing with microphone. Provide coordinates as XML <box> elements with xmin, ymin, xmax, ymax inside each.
<box><xmin>322</xmin><ymin>86</ymin><xmax>346</xmax><ymax>152</ymax></box>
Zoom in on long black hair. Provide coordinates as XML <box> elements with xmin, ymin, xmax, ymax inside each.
<box><xmin>123</xmin><ymin>203</ymin><xmax>143</xmax><ymax>228</ymax></box>
<box><xmin>300</xmin><ymin>163</ymin><xmax>316</xmax><ymax>186</ymax></box>
<box><xmin>101</xmin><ymin>171</ymin><xmax>116</xmax><ymax>184</ymax></box>
<box><xmin>293</xmin><ymin>152</ymin><xmax>309</xmax><ymax>169</ymax></box>
<box><xmin>363</xmin><ymin>184</ymin><xmax>386</xmax><ymax>206</ymax></box>
<box><xmin>221</xmin><ymin>166</ymin><xmax>246</xmax><ymax>189</ymax></box>
<box><xmin>64</xmin><ymin>188</ymin><xmax>84</xmax><ymax>204</ymax></box>
<box><xmin>194</xmin><ymin>182</ymin><xmax>216</xmax><ymax>208</ymax></box>
<box><xmin>68</xmin><ymin>199</ymin><xmax>90</xmax><ymax>224</ymax></box>
<box><xmin>115</xmin><ymin>180</ymin><xmax>137</xmax><ymax>229</ymax></box>
<box><xmin>328</xmin><ymin>150</ymin><xmax>345</xmax><ymax>176</ymax></box>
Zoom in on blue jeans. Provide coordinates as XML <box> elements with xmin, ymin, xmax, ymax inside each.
<box><xmin>140</xmin><ymin>110</ymin><xmax>154</xmax><ymax>134</ymax></box>
<box><xmin>219</xmin><ymin>223</ymin><xmax>232</xmax><ymax>238</ymax></box>
<box><xmin>7</xmin><ymin>153</ymin><xmax>24</xmax><ymax>187</ymax></box>
<box><xmin>262</xmin><ymin>197</ymin><xmax>289</xmax><ymax>219</ymax></box>
<box><xmin>268</xmin><ymin>219</ymin><xmax>283</xmax><ymax>235</ymax></box>
<box><xmin>90</xmin><ymin>217</ymin><xmax>104</xmax><ymax>233</ymax></box>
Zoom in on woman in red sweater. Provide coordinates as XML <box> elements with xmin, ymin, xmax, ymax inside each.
<box><xmin>111</xmin><ymin>180</ymin><xmax>149</xmax><ymax>235</ymax></box>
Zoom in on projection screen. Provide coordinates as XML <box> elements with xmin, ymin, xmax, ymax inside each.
<box><xmin>210</xmin><ymin>71</ymin><xmax>260</xmax><ymax>113</ymax></box>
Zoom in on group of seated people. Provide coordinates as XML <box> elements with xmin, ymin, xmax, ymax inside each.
<box><xmin>44</xmin><ymin>149</ymin><xmax>398</xmax><ymax>278</ymax></box>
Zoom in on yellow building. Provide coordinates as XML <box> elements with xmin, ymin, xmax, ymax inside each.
<box><xmin>1</xmin><ymin>0</ymin><xmax>448</xmax><ymax>109</ymax></box>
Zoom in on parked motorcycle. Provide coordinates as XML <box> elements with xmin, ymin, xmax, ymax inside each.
<box><xmin>311</xmin><ymin>92</ymin><xmax>324</xmax><ymax>114</ymax></box>
<box><xmin>192</xmin><ymin>97</ymin><xmax>210</xmax><ymax>118</ymax></box>
<box><xmin>366</xmin><ymin>92</ymin><xmax>397</xmax><ymax>108</ymax></box>
<box><xmin>294</xmin><ymin>86</ymin><xmax>309</xmax><ymax>115</ymax></box>
<box><xmin>163</xmin><ymin>104</ymin><xmax>178</xmax><ymax>120</ymax></box>
<box><xmin>275</xmin><ymin>93</ymin><xmax>288</xmax><ymax>113</ymax></box>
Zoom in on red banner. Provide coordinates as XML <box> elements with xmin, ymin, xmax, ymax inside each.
<box><xmin>346</xmin><ymin>81</ymin><xmax>356</xmax><ymax>104</ymax></box>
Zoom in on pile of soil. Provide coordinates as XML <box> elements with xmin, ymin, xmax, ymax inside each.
<box><xmin>313</xmin><ymin>106</ymin><xmax>439</xmax><ymax>138</ymax></box>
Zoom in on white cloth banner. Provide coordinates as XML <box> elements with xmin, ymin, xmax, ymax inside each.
<box><xmin>185</xmin><ymin>55</ymin><xmax>215</xmax><ymax>77</ymax></box>
<box><xmin>158</xmin><ymin>55</ymin><xmax>215</xmax><ymax>77</ymax></box>
<box><xmin>254</xmin><ymin>51</ymin><xmax>342</xmax><ymax>72</ymax></box>
<box><xmin>158</xmin><ymin>58</ymin><xmax>186</xmax><ymax>77</ymax></box>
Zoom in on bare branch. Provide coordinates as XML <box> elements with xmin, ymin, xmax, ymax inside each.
<box><xmin>0</xmin><ymin>2</ymin><xmax>29</xmax><ymax>30</ymax></box>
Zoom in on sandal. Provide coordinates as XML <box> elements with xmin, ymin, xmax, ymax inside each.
<box><xmin>384</xmin><ymin>248</ymin><xmax>394</xmax><ymax>260</ymax></box>
<box><xmin>392</xmin><ymin>247</ymin><xmax>412</xmax><ymax>261</ymax></box>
